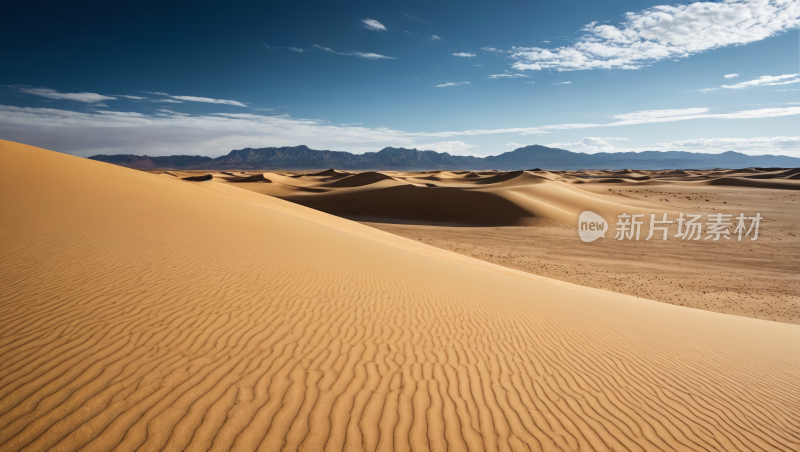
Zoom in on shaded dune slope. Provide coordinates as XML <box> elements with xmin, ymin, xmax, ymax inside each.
<box><xmin>0</xmin><ymin>140</ymin><xmax>798</xmax><ymax>451</ymax></box>
<box><xmin>321</xmin><ymin>172</ymin><xmax>398</xmax><ymax>188</ymax></box>
<box><xmin>280</xmin><ymin>173</ymin><xmax>657</xmax><ymax>226</ymax></box>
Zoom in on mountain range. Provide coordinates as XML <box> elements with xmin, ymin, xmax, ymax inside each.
<box><xmin>89</xmin><ymin>145</ymin><xmax>800</xmax><ymax>170</ymax></box>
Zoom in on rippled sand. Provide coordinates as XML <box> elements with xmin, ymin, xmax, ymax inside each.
<box><xmin>1</xmin><ymin>139</ymin><xmax>798</xmax><ymax>451</ymax></box>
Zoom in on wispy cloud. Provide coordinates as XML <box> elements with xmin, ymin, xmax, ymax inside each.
<box><xmin>146</xmin><ymin>92</ymin><xmax>247</xmax><ymax>107</ymax></box>
<box><xmin>481</xmin><ymin>47</ymin><xmax>509</xmax><ymax>53</ymax></box>
<box><xmin>289</xmin><ymin>47</ymin><xmax>306</xmax><ymax>53</ymax></box>
<box><xmin>19</xmin><ymin>87</ymin><xmax>115</xmax><ymax>103</ymax></box>
<box><xmin>611</xmin><ymin>108</ymin><xmax>708</xmax><ymax>120</ymax></box>
<box><xmin>351</xmin><ymin>52</ymin><xmax>396</xmax><ymax>60</ymax></box>
<box><xmin>700</xmin><ymin>74</ymin><xmax>800</xmax><ymax>92</ymax></box>
<box><xmin>95</xmin><ymin>110</ymin><xmax>145</xmax><ymax>118</ymax></box>
<box><xmin>430</xmin><ymin>35</ymin><xmax>442</xmax><ymax>41</ymax></box>
<box><xmin>436</xmin><ymin>82</ymin><xmax>471</xmax><ymax>88</ymax></box>
<box><xmin>313</xmin><ymin>44</ymin><xmax>396</xmax><ymax>59</ymax></box>
<box><xmin>156</xmin><ymin>109</ymin><xmax>190</xmax><ymax>116</ymax></box>
<box><xmin>361</xmin><ymin>19</ymin><xmax>387</xmax><ymax>32</ymax></box>
<box><xmin>169</xmin><ymin>96</ymin><xmax>248</xmax><ymax>107</ymax></box>
<box><xmin>553</xmin><ymin>81</ymin><xmax>572</xmax><ymax>85</ymax></box>
<box><xmin>508</xmin><ymin>0</ymin><xmax>800</xmax><ymax>71</ymax></box>
<box><xmin>488</xmin><ymin>73</ymin><xmax>530</xmax><ymax>79</ymax></box>
<box><xmin>724</xmin><ymin>74</ymin><xmax>739</xmax><ymax>79</ymax></box>
<box><xmin>548</xmin><ymin>136</ymin><xmax>800</xmax><ymax>156</ymax></box>
<box><xmin>117</xmin><ymin>95</ymin><xmax>147</xmax><ymax>100</ymax></box>
<box><xmin>420</xmin><ymin>107</ymin><xmax>800</xmax><ymax>137</ymax></box>
<box><xmin>453</xmin><ymin>52</ymin><xmax>476</xmax><ymax>58</ymax></box>
<box><xmin>2</xmin><ymin>105</ymin><xmax>800</xmax><ymax>158</ymax></box>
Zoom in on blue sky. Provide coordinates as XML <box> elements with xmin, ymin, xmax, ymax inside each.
<box><xmin>1</xmin><ymin>0</ymin><xmax>798</xmax><ymax>157</ymax></box>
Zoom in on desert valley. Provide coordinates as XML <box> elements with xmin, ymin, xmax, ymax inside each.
<box><xmin>1</xmin><ymin>139</ymin><xmax>798</xmax><ymax>451</ymax></box>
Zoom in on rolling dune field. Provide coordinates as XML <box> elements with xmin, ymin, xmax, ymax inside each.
<box><xmin>1</xmin><ymin>139</ymin><xmax>799</xmax><ymax>451</ymax></box>
<box><xmin>165</xmin><ymin>165</ymin><xmax>800</xmax><ymax>324</ymax></box>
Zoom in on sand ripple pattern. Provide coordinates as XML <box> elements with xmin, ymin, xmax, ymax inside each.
<box><xmin>1</xmin><ymin>141</ymin><xmax>799</xmax><ymax>451</ymax></box>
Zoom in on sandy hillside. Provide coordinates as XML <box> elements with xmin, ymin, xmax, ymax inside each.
<box><xmin>1</xmin><ymin>140</ymin><xmax>799</xmax><ymax>451</ymax></box>
<box><xmin>166</xmin><ymin>167</ymin><xmax>799</xmax><ymax>324</ymax></box>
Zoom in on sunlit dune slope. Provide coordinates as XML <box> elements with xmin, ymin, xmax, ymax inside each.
<box><xmin>0</xmin><ymin>140</ymin><xmax>798</xmax><ymax>451</ymax></box>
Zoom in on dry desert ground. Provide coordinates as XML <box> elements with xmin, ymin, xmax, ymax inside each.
<box><xmin>1</xmin><ymin>139</ymin><xmax>799</xmax><ymax>451</ymax></box>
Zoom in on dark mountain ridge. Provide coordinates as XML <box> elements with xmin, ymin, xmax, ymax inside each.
<box><xmin>89</xmin><ymin>145</ymin><xmax>800</xmax><ymax>171</ymax></box>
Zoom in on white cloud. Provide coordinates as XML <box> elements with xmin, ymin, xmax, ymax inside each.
<box><xmin>481</xmin><ymin>47</ymin><xmax>509</xmax><ymax>53</ymax></box>
<box><xmin>95</xmin><ymin>110</ymin><xmax>145</xmax><ymax>117</ymax></box>
<box><xmin>156</xmin><ymin>109</ymin><xmax>190</xmax><ymax>116</ymax></box>
<box><xmin>2</xmin><ymin>105</ymin><xmax>800</xmax><ymax>158</ymax></box>
<box><xmin>289</xmin><ymin>47</ymin><xmax>306</xmax><ymax>53</ymax></box>
<box><xmin>548</xmin><ymin>137</ymin><xmax>620</xmax><ymax>153</ymax></box>
<box><xmin>117</xmin><ymin>95</ymin><xmax>147</xmax><ymax>100</ymax></box>
<box><xmin>145</xmin><ymin>91</ymin><xmax>246</xmax><ymax>106</ymax></box>
<box><xmin>506</xmin><ymin>142</ymin><xmax>522</xmax><ymax>147</ymax></box>
<box><xmin>553</xmin><ymin>81</ymin><xmax>572</xmax><ymax>85</ymax></box>
<box><xmin>361</xmin><ymin>19</ymin><xmax>387</xmax><ymax>32</ymax></box>
<box><xmin>724</xmin><ymin>73</ymin><xmax>739</xmax><ymax>79</ymax></box>
<box><xmin>525</xmin><ymin>81</ymin><xmax>536</xmax><ymax>84</ymax></box>
<box><xmin>542</xmin><ymin>41</ymin><xmax>551</xmax><ymax>44</ymax></box>
<box><xmin>417</xmin><ymin>141</ymin><xmax>477</xmax><ymax>154</ymax></box>
<box><xmin>453</xmin><ymin>52</ymin><xmax>476</xmax><ymax>57</ymax></box>
<box><xmin>421</xmin><ymin>106</ymin><xmax>800</xmax><ymax>137</ymax></box>
<box><xmin>313</xmin><ymin>44</ymin><xmax>396</xmax><ymax>60</ymax></box>
<box><xmin>351</xmin><ymin>52</ymin><xmax>396</xmax><ymax>60</ymax></box>
<box><xmin>0</xmin><ymin>105</ymin><xmax>424</xmax><ymax>156</ymax></box>
<box><xmin>430</xmin><ymin>35</ymin><xmax>442</xmax><ymax>41</ymax></box>
<box><xmin>548</xmin><ymin>136</ymin><xmax>800</xmax><ymax>156</ymax></box>
<box><xmin>488</xmin><ymin>73</ymin><xmax>530</xmax><ymax>79</ymax></box>
<box><xmin>700</xmin><ymin>74</ymin><xmax>800</xmax><ymax>92</ymax></box>
<box><xmin>436</xmin><ymin>82</ymin><xmax>471</xmax><ymax>87</ymax></box>
<box><xmin>168</xmin><ymin>95</ymin><xmax>247</xmax><ymax>107</ymax></box>
<box><xmin>313</xmin><ymin>44</ymin><xmax>342</xmax><ymax>54</ymax></box>
<box><xmin>508</xmin><ymin>0</ymin><xmax>800</xmax><ymax>71</ymax></box>
<box><xmin>19</xmin><ymin>87</ymin><xmax>116</xmax><ymax>103</ymax></box>
<box><xmin>611</xmin><ymin>108</ymin><xmax>709</xmax><ymax>120</ymax></box>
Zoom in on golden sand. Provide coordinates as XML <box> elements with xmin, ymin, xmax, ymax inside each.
<box><xmin>1</xmin><ymin>140</ymin><xmax>798</xmax><ymax>451</ymax></box>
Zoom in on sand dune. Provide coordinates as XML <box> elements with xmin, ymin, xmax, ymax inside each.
<box><xmin>1</xmin><ymin>140</ymin><xmax>799</xmax><ymax>451</ymax></box>
<box><xmin>321</xmin><ymin>172</ymin><xmax>399</xmax><ymax>188</ymax></box>
<box><xmin>207</xmin><ymin>169</ymin><xmax>668</xmax><ymax>226</ymax></box>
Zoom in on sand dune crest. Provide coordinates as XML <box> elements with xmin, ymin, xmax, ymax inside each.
<box><xmin>0</xmin><ymin>140</ymin><xmax>798</xmax><ymax>451</ymax></box>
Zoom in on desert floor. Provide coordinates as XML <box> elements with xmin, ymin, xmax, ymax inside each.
<box><xmin>1</xmin><ymin>140</ymin><xmax>799</xmax><ymax>451</ymax></box>
<box><xmin>360</xmin><ymin>183</ymin><xmax>800</xmax><ymax>325</ymax></box>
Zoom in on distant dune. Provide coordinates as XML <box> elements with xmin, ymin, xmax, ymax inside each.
<box><xmin>161</xmin><ymin>165</ymin><xmax>799</xmax><ymax>226</ymax></box>
<box><xmin>1</xmin><ymin>139</ymin><xmax>798</xmax><ymax>451</ymax></box>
